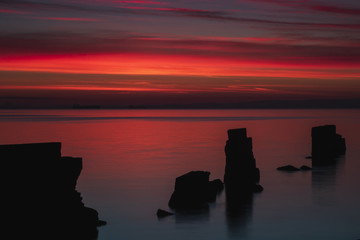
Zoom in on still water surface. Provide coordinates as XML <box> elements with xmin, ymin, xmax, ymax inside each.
<box><xmin>0</xmin><ymin>109</ymin><xmax>359</xmax><ymax>239</ymax></box>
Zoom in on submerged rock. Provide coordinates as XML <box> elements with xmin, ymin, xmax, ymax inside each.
<box><xmin>277</xmin><ymin>165</ymin><xmax>300</xmax><ymax>172</ymax></box>
<box><xmin>168</xmin><ymin>171</ymin><xmax>223</xmax><ymax>210</ymax></box>
<box><xmin>1</xmin><ymin>142</ymin><xmax>105</xmax><ymax>239</ymax></box>
<box><xmin>311</xmin><ymin>125</ymin><xmax>346</xmax><ymax>165</ymax></box>
<box><xmin>156</xmin><ymin>209</ymin><xmax>174</xmax><ymax>218</ymax></box>
<box><xmin>277</xmin><ymin>165</ymin><xmax>312</xmax><ymax>172</ymax></box>
<box><xmin>300</xmin><ymin>165</ymin><xmax>312</xmax><ymax>171</ymax></box>
<box><xmin>224</xmin><ymin>128</ymin><xmax>263</xmax><ymax>193</ymax></box>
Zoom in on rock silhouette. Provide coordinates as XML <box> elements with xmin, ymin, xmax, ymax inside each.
<box><xmin>156</xmin><ymin>209</ymin><xmax>174</xmax><ymax>218</ymax></box>
<box><xmin>277</xmin><ymin>165</ymin><xmax>312</xmax><ymax>172</ymax></box>
<box><xmin>168</xmin><ymin>171</ymin><xmax>223</xmax><ymax>210</ymax></box>
<box><xmin>300</xmin><ymin>165</ymin><xmax>312</xmax><ymax>171</ymax></box>
<box><xmin>277</xmin><ymin>165</ymin><xmax>300</xmax><ymax>171</ymax></box>
<box><xmin>311</xmin><ymin>125</ymin><xmax>346</xmax><ymax>165</ymax></box>
<box><xmin>224</xmin><ymin>128</ymin><xmax>263</xmax><ymax>193</ymax></box>
<box><xmin>1</xmin><ymin>142</ymin><xmax>105</xmax><ymax>239</ymax></box>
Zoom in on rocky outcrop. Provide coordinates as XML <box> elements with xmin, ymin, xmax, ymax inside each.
<box><xmin>224</xmin><ymin>128</ymin><xmax>262</xmax><ymax>193</ymax></box>
<box><xmin>168</xmin><ymin>171</ymin><xmax>223</xmax><ymax>210</ymax></box>
<box><xmin>311</xmin><ymin>125</ymin><xmax>346</xmax><ymax>164</ymax></box>
<box><xmin>1</xmin><ymin>142</ymin><xmax>105</xmax><ymax>239</ymax></box>
<box><xmin>277</xmin><ymin>165</ymin><xmax>312</xmax><ymax>172</ymax></box>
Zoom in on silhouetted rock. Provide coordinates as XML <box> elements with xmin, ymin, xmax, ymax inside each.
<box><xmin>168</xmin><ymin>171</ymin><xmax>223</xmax><ymax>210</ymax></box>
<box><xmin>312</xmin><ymin>125</ymin><xmax>346</xmax><ymax>165</ymax></box>
<box><xmin>208</xmin><ymin>179</ymin><xmax>224</xmax><ymax>202</ymax></box>
<box><xmin>253</xmin><ymin>184</ymin><xmax>264</xmax><ymax>192</ymax></box>
<box><xmin>224</xmin><ymin>128</ymin><xmax>262</xmax><ymax>193</ymax></box>
<box><xmin>277</xmin><ymin>165</ymin><xmax>300</xmax><ymax>172</ymax></box>
<box><xmin>156</xmin><ymin>209</ymin><xmax>174</xmax><ymax>218</ymax></box>
<box><xmin>209</xmin><ymin>179</ymin><xmax>224</xmax><ymax>192</ymax></box>
<box><xmin>1</xmin><ymin>142</ymin><xmax>105</xmax><ymax>239</ymax></box>
<box><xmin>300</xmin><ymin>165</ymin><xmax>312</xmax><ymax>171</ymax></box>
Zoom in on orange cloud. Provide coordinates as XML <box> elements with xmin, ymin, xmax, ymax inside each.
<box><xmin>0</xmin><ymin>53</ymin><xmax>358</xmax><ymax>79</ymax></box>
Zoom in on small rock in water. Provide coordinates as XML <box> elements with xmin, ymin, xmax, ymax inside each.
<box><xmin>277</xmin><ymin>165</ymin><xmax>300</xmax><ymax>172</ymax></box>
<box><xmin>209</xmin><ymin>179</ymin><xmax>224</xmax><ymax>192</ymax></box>
<box><xmin>253</xmin><ymin>184</ymin><xmax>264</xmax><ymax>193</ymax></box>
<box><xmin>156</xmin><ymin>209</ymin><xmax>174</xmax><ymax>218</ymax></box>
<box><xmin>300</xmin><ymin>165</ymin><xmax>312</xmax><ymax>171</ymax></box>
<box><xmin>207</xmin><ymin>179</ymin><xmax>224</xmax><ymax>202</ymax></box>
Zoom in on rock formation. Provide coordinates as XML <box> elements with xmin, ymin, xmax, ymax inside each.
<box><xmin>168</xmin><ymin>171</ymin><xmax>223</xmax><ymax>210</ymax></box>
<box><xmin>311</xmin><ymin>125</ymin><xmax>346</xmax><ymax>164</ymax></box>
<box><xmin>224</xmin><ymin>128</ymin><xmax>263</xmax><ymax>193</ymax></box>
<box><xmin>277</xmin><ymin>165</ymin><xmax>312</xmax><ymax>172</ymax></box>
<box><xmin>1</xmin><ymin>142</ymin><xmax>105</xmax><ymax>239</ymax></box>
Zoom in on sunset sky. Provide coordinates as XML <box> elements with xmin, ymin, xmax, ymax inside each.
<box><xmin>0</xmin><ymin>0</ymin><xmax>359</xmax><ymax>108</ymax></box>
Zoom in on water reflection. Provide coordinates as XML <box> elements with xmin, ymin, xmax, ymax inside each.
<box><xmin>225</xmin><ymin>188</ymin><xmax>254</xmax><ymax>238</ymax></box>
<box><xmin>312</xmin><ymin>155</ymin><xmax>346</xmax><ymax>205</ymax></box>
<box><xmin>174</xmin><ymin>208</ymin><xmax>210</xmax><ymax>224</ymax></box>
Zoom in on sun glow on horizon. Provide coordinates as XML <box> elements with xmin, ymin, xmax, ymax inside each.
<box><xmin>1</xmin><ymin>0</ymin><xmax>359</xmax><ymax>107</ymax></box>
<box><xmin>1</xmin><ymin>53</ymin><xmax>358</xmax><ymax>79</ymax></box>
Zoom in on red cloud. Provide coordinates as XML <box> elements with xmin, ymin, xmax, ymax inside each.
<box><xmin>0</xmin><ymin>8</ymin><xmax>27</xmax><ymax>14</ymax></box>
<box><xmin>311</xmin><ymin>5</ymin><xmax>360</xmax><ymax>15</ymax></box>
<box><xmin>1</xmin><ymin>32</ymin><xmax>359</xmax><ymax>68</ymax></box>
<box><xmin>118</xmin><ymin>0</ymin><xmax>167</xmax><ymax>5</ymax></box>
<box><xmin>243</xmin><ymin>0</ymin><xmax>360</xmax><ymax>16</ymax></box>
<box><xmin>31</xmin><ymin>17</ymin><xmax>102</xmax><ymax>21</ymax></box>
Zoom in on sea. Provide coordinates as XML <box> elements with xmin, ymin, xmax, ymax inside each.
<box><xmin>0</xmin><ymin>109</ymin><xmax>359</xmax><ymax>240</ymax></box>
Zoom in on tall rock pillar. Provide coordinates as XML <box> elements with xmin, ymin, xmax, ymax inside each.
<box><xmin>224</xmin><ymin>128</ymin><xmax>262</xmax><ymax>193</ymax></box>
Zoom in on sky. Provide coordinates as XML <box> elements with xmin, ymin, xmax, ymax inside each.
<box><xmin>0</xmin><ymin>0</ymin><xmax>359</xmax><ymax>108</ymax></box>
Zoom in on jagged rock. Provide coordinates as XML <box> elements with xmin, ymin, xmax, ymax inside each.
<box><xmin>277</xmin><ymin>165</ymin><xmax>300</xmax><ymax>172</ymax></box>
<box><xmin>156</xmin><ymin>209</ymin><xmax>174</xmax><ymax>218</ymax></box>
<box><xmin>300</xmin><ymin>165</ymin><xmax>312</xmax><ymax>171</ymax></box>
<box><xmin>1</xmin><ymin>142</ymin><xmax>105</xmax><ymax>239</ymax></box>
<box><xmin>224</xmin><ymin>128</ymin><xmax>262</xmax><ymax>192</ymax></box>
<box><xmin>168</xmin><ymin>171</ymin><xmax>223</xmax><ymax>210</ymax></box>
<box><xmin>312</xmin><ymin>125</ymin><xmax>346</xmax><ymax>164</ymax></box>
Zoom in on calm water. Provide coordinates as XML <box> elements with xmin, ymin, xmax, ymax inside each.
<box><xmin>1</xmin><ymin>109</ymin><xmax>359</xmax><ymax>240</ymax></box>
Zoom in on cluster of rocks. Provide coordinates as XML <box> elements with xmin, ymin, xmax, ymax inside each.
<box><xmin>1</xmin><ymin>142</ymin><xmax>105</xmax><ymax>239</ymax></box>
<box><xmin>159</xmin><ymin>128</ymin><xmax>263</xmax><ymax>215</ymax></box>
<box><xmin>161</xmin><ymin>124</ymin><xmax>346</xmax><ymax>215</ymax></box>
<box><xmin>277</xmin><ymin>124</ymin><xmax>346</xmax><ymax>171</ymax></box>
<box><xmin>4</xmin><ymin>125</ymin><xmax>347</xmax><ymax>234</ymax></box>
